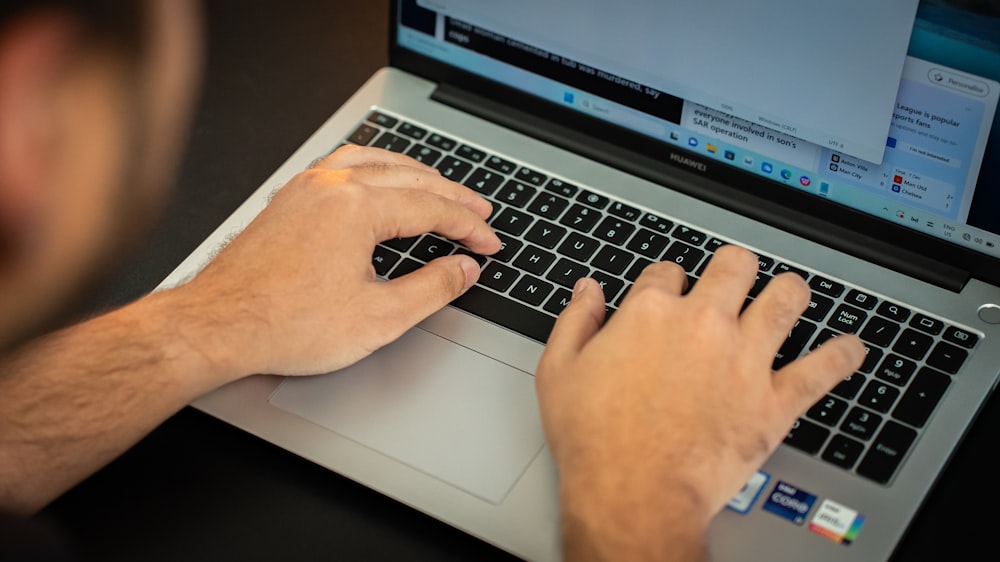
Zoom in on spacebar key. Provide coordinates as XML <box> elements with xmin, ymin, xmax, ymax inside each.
<box><xmin>451</xmin><ymin>286</ymin><xmax>555</xmax><ymax>343</ymax></box>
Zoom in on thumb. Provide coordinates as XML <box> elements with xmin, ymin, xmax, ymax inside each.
<box><xmin>379</xmin><ymin>254</ymin><xmax>480</xmax><ymax>328</ymax></box>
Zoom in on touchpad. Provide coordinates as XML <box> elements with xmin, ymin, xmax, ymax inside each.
<box><xmin>268</xmin><ymin>327</ymin><xmax>545</xmax><ymax>504</ymax></box>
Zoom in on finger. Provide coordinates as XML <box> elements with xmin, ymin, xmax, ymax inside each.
<box><xmin>375</xmin><ymin>254</ymin><xmax>481</xmax><ymax>336</ymax></box>
<box><xmin>686</xmin><ymin>245</ymin><xmax>758</xmax><ymax>313</ymax></box>
<box><xmin>349</xmin><ymin>164</ymin><xmax>493</xmax><ymax>219</ymax></box>
<box><xmin>772</xmin><ymin>334</ymin><xmax>865</xmax><ymax>416</ymax></box>
<box><xmin>625</xmin><ymin>260</ymin><xmax>687</xmax><ymax>300</ymax></box>
<box><xmin>739</xmin><ymin>272</ymin><xmax>810</xmax><ymax>362</ymax></box>
<box><xmin>369</xmin><ymin>187</ymin><xmax>501</xmax><ymax>255</ymax></box>
<box><xmin>316</xmin><ymin>144</ymin><xmax>439</xmax><ymax>174</ymax></box>
<box><xmin>541</xmin><ymin>278</ymin><xmax>606</xmax><ymax>365</ymax></box>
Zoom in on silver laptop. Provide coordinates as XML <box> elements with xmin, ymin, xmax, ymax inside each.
<box><xmin>157</xmin><ymin>1</ymin><xmax>1000</xmax><ymax>560</ymax></box>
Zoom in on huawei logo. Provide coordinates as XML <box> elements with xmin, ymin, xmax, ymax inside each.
<box><xmin>669</xmin><ymin>152</ymin><xmax>708</xmax><ymax>172</ymax></box>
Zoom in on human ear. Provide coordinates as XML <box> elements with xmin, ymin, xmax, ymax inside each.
<box><xmin>0</xmin><ymin>12</ymin><xmax>78</xmax><ymax>265</ymax></box>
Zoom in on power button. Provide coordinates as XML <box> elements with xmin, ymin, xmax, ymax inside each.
<box><xmin>978</xmin><ymin>304</ymin><xmax>1000</xmax><ymax>325</ymax></box>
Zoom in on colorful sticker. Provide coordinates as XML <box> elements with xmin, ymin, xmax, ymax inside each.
<box><xmin>808</xmin><ymin>498</ymin><xmax>865</xmax><ymax>545</ymax></box>
<box><xmin>726</xmin><ymin>471</ymin><xmax>770</xmax><ymax>514</ymax></box>
<box><xmin>762</xmin><ymin>481</ymin><xmax>817</xmax><ymax>525</ymax></box>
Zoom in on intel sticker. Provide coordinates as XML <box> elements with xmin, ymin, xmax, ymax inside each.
<box><xmin>763</xmin><ymin>481</ymin><xmax>817</xmax><ymax>525</ymax></box>
<box><xmin>809</xmin><ymin>499</ymin><xmax>865</xmax><ymax>545</ymax></box>
<box><xmin>727</xmin><ymin>471</ymin><xmax>770</xmax><ymax>514</ymax></box>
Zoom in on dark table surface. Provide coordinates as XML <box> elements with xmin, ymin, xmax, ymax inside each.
<box><xmin>40</xmin><ymin>1</ymin><xmax>997</xmax><ymax>560</ymax></box>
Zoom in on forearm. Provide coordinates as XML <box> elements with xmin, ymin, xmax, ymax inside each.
<box><xmin>0</xmin><ymin>288</ymin><xmax>238</xmax><ymax>514</ymax></box>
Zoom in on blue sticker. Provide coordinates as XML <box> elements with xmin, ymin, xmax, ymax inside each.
<box><xmin>762</xmin><ymin>481</ymin><xmax>817</xmax><ymax>525</ymax></box>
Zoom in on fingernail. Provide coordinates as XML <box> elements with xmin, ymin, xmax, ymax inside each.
<box><xmin>459</xmin><ymin>257</ymin><xmax>480</xmax><ymax>292</ymax></box>
<box><xmin>572</xmin><ymin>277</ymin><xmax>589</xmax><ymax>298</ymax></box>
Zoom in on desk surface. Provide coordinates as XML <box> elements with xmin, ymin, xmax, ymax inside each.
<box><xmin>41</xmin><ymin>1</ymin><xmax>997</xmax><ymax>560</ymax></box>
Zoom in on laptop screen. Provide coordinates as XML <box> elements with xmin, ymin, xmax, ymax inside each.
<box><xmin>394</xmin><ymin>0</ymin><xmax>1000</xmax><ymax>262</ymax></box>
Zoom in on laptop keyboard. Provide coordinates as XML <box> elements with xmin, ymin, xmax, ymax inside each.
<box><xmin>344</xmin><ymin>109</ymin><xmax>980</xmax><ymax>486</ymax></box>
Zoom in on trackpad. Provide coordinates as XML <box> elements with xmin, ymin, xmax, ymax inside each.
<box><xmin>268</xmin><ymin>327</ymin><xmax>545</xmax><ymax>504</ymax></box>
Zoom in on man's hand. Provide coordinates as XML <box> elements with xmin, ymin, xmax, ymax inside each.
<box><xmin>173</xmin><ymin>145</ymin><xmax>501</xmax><ymax>382</ymax></box>
<box><xmin>535</xmin><ymin>245</ymin><xmax>865</xmax><ymax>561</ymax></box>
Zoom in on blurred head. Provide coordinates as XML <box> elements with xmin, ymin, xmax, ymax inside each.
<box><xmin>0</xmin><ymin>0</ymin><xmax>201</xmax><ymax>349</ymax></box>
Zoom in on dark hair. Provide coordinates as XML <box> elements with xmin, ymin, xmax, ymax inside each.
<box><xmin>0</xmin><ymin>0</ymin><xmax>147</xmax><ymax>58</ymax></box>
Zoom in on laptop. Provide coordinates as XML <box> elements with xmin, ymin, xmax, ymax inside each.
<box><xmin>157</xmin><ymin>1</ymin><xmax>1000</xmax><ymax>560</ymax></box>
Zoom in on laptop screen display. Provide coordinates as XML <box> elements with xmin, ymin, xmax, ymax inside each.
<box><xmin>395</xmin><ymin>1</ymin><xmax>1000</xmax><ymax>260</ymax></box>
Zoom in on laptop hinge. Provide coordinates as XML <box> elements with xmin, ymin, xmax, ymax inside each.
<box><xmin>431</xmin><ymin>83</ymin><xmax>970</xmax><ymax>293</ymax></box>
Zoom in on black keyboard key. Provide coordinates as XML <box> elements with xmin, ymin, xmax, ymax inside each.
<box><xmin>773</xmin><ymin>319</ymin><xmax>816</xmax><ymax>370</ymax></box>
<box><xmin>454</xmin><ymin>247</ymin><xmax>487</xmax><ymax>266</ymax></box>
<box><xmin>388</xmin><ymin>257</ymin><xmax>423</xmax><ymax>279</ymax></box>
<box><xmin>371</xmin><ymin>131</ymin><xmax>411</xmax><ymax>153</ymax></box>
<box><xmin>828</xmin><ymin>304</ymin><xmax>867</xmax><ymax>334</ymax></box>
<box><xmin>347</xmin><ymin>123</ymin><xmax>379</xmax><ymax>145</ymax></box>
<box><xmin>396</xmin><ymin>122</ymin><xmax>427</xmax><ymax>140</ymax></box>
<box><xmin>822</xmin><ymin>435</ymin><xmax>865</xmax><ymax>469</ymax></box>
<box><xmin>615</xmin><ymin>284</ymin><xmax>632</xmax><ymax>307</ymax></box>
<box><xmin>707</xmin><ymin>238</ymin><xmax>728</xmax><ymax>253</ymax></box>
<box><xmin>492</xmin><ymin>233</ymin><xmax>523</xmax><ymax>263</ymax></box>
<box><xmin>372</xmin><ymin>246</ymin><xmax>401</xmax><ymax>276</ymax></box>
<box><xmin>559</xmin><ymin>204</ymin><xmax>601</xmax><ymax>232</ymax></box>
<box><xmin>784</xmin><ymin>418</ymin><xmax>830</xmax><ymax>455</ymax></box>
<box><xmin>859</xmin><ymin>316</ymin><xmax>900</xmax><ymax>347</ymax></box>
<box><xmin>910</xmin><ymin>313</ymin><xmax>945</xmax><ymax>336</ymax></box>
<box><xmin>943</xmin><ymin>325</ymin><xmax>978</xmax><ymax>349</ymax></box>
<box><xmin>856</xmin><ymin>421</ymin><xmax>916</xmax><ymax>484</ymax></box>
<box><xmin>877</xmin><ymin>301</ymin><xmax>911</xmax><ymax>322</ymax></box>
<box><xmin>831</xmin><ymin>373</ymin><xmax>866</xmax><ymax>400</ymax></box>
<box><xmin>545</xmin><ymin>178</ymin><xmax>578</xmax><ymax>197</ymax></box>
<box><xmin>840</xmin><ymin>407</ymin><xmax>882</xmax><ymax>441</ymax></box>
<box><xmin>809</xmin><ymin>276</ymin><xmax>845</xmax><ymax>298</ymax></box>
<box><xmin>463</xmin><ymin>168</ymin><xmax>505</xmax><ymax>196</ymax></box>
<box><xmin>513</xmin><ymin>246</ymin><xmax>557</xmax><ymax>276</ymax></box>
<box><xmin>492</xmin><ymin>208</ymin><xmax>533</xmax><ymax>236</ymax></box>
<box><xmin>672</xmin><ymin>225</ymin><xmax>707</xmax><ymax>246</ymax></box>
<box><xmin>576</xmin><ymin>189</ymin><xmax>610</xmax><ymax>209</ymax></box>
<box><xmin>774</xmin><ymin>262</ymin><xmax>809</xmax><ymax>280</ymax></box>
<box><xmin>893</xmin><ymin>367</ymin><xmax>950</xmax><ymax>428</ymax></box>
<box><xmin>484</xmin><ymin>154</ymin><xmax>516</xmax><ymax>174</ymax></box>
<box><xmin>436</xmin><ymin>156</ymin><xmax>474</xmax><ymax>182</ymax></box>
<box><xmin>662</xmin><ymin>241</ymin><xmax>705</xmax><ymax>273</ymax></box>
<box><xmin>591</xmin><ymin>245</ymin><xmax>634</xmax><ymax>276</ymax></box>
<box><xmin>495</xmin><ymin>180</ymin><xmax>537</xmax><ymax>208</ymax></box>
<box><xmin>479</xmin><ymin>262</ymin><xmax>520</xmax><ymax>292</ymax></box>
<box><xmin>875</xmin><ymin>354</ymin><xmax>917</xmax><ymax>386</ymax></box>
<box><xmin>858</xmin><ymin>380</ymin><xmax>900</xmax><ymax>413</ymax></box>
<box><xmin>452</xmin><ymin>286</ymin><xmax>554</xmax><ymax>343</ymax></box>
<box><xmin>456</xmin><ymin>144</ymin><xmax>485</xmax><ymax>163</ymax></box>
<box><xmin>749</xmin><ymin>273</ymin><xmax>771</xmax><ymax>298</ymax></box>
<box><xmin>382</xmin><ymin>236</ymin><xmax>419</xmax><ymax>252</ymax></box>
<box><xmin>608</xmin><ymin>201</ymin><xmax>642</xmax><ymax>221</ymax></box>
<box><xmin>524</xmin><ymin>220</ymin><xmax>568</xmax><ymax>249</ymax></box>
<box><xmin>543</xmin><ymin>288</ymin><xmax>573</xmax><ymax>316</ymax></box>
<box><xmin>509</xmin><ymin>275</ymin><xmax>555</xmax><ymax>307</ymax></box>
<box><xmin>925</xmin><ymin>341</ymin><xmax>967</xmax><ymax>374</ymax></box>
<box><xmin>546</xmin><ymin>258</ymin><xmax>591</xmax><ymax>288</ymax></box>
<box><xmin>809</xmin><ymin>328</ymin><xmax>841</xmax><ymax>351</ymax></box>
<box><xmin>425</xmin><ymin>133</ymin><xmax>456</xmax><ymax>151</ymax></box>
<box><xmin>859</xmin><ymin>343</ymin><xmax>882</xmax><ymax>374</ymax></box>
<box><xmin>806</xmin><ymin>395</ymin><xmax>849</xmax><ymax>427</ymax></box>
<box><xmin>844</xmin><ymin>289</ymin><xmax>878</xmax><ymax>310</ymax></box>
<box><xmin>626</xmin><ymin>229</ymin><xmax>670</xmax><ymax>259</ymax></box>
<box><xmin>366</xmin><ymin>111</ymin><xmax>398</xmax><ymax>128</ymax></box>
<box><xmin>803</xmin><ymin>292</ymin><xmax>834</xmax><ymax>322</ymax></box>
<box><xmin>557</xmin><ymin>232</ymin><xmax>600</xmax><ymax>262</ymax></box>
<box><xmin>590</xmin><ymin>271</ymin><xmax>626</xmax><ymax>303</ymax></box>
<box><xmin>593</xmin><ymin>217</ymin><xmax>636</xmax><ymax>246</ymax></box>
<box><xmin>405</xmin><ymin>144</ymin><xmax>442</xmax><ymax>166</ymax></box>
<box><xmin>410</xmin><ymin>236</ymin><xmax>455</xmax><ymax>262</ymax></box>
<box><xmin>515</xmin><ymin>166</ymin><xmax>547</xmax><ymax>187</ymax></box>
<box><xmin>639</xmin><ymin>213</ymin><xmax>673</xmax><ymax>234</ymax></box>
<box><xmin>892</xmin><ymin>328</ymin><xmax>933</xmax><ymax>361</ymax></box>
<box><xmin>527</xmin><ymin>193</ymin><xmax>570</xmax><ymax>220</ymax></box>
<box><xmin>625</xmin><ymin>257</ymin><xmax>654</xmax><ymax>282</ymax></box>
